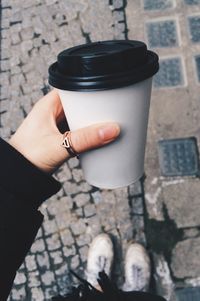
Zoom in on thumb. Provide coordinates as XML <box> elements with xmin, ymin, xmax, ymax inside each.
<box><xmin>70</xmin><ymin>122</ymin><xmax>120</xmax><ymax>154</ymax></box>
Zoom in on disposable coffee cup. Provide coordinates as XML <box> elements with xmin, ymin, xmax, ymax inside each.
<box><xmin>49</xmin><ymin>40</ymin><xmax>159</xmax><ymax>189</ymax></box>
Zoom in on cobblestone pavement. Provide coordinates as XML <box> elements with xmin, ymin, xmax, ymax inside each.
<box><xmin>0</xmin><ymin>0</ymin><xmax>200</xmax><ymax>301</ymax></box>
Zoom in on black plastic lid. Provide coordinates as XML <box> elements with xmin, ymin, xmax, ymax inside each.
<box><xmin>48</xmin><ymin>40</ymin><xmax>159</xmax><ymax>91</ymax></box>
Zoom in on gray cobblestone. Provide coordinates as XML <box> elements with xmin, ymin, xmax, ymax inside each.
<box><xmin>70</xmin><ymin>254</ymin><xmax>80</xmax><ymax>269</ymax></box>
<box><xmin>84</xmin><ymin>204</ymin><xmax>96</xmax><ymax>217</ymax></box>
<box><xmin>50</xmin><ymin>251</ymin><xmax>63</xmax><ymax>265</ymax></box>
<box><xmin>55</xmin><ymin>211</ymin><xmax>71</xmax><ymax>229</ymax></box>
<box><xmin>28</xmin><ymin>271</ymin><xmax>41</xmax><ymax>287</ymax></box>
<box><xmin>76</xmin><ymin>233</ymin><xmax>91</xmax><ymax>247</ymax></box>
<box><xmin>60</xmin><ymin>228</ymin><xmax>74</xmax><ymax>246</ymax></box>
<box><xmin>41</xmin><ymin>271</ymin><xmax>55</xmax><ymax>286</ymax></box>
<box><xmin>91</xmin><ymin>190</ymin><xmax>103</xmax><ymax>205</ymax></box>
<box><xmin>72</xmin><ymin>168</ymin><xmax>84</xmax><ymax>182</ymax></box>
<box><xmin>68</xmin><ymin>157</ymin><xmax>80</xmax><ymax>169</ymax></box>
<box><xmin>130</xmin><ymin>197</ymin><xmax>144</xmax><ymax>215</ymax></box>
<box><xmin>31</xmin><ymin>239</ymin><xmax>45</xmax><ymax>253</ymax></box>
<box><xmin>43</xmin><ymin>219</ymin><xmax>57</xmax><ymax>236</ymax></box>
<box><xmin>31</xmin><ymin>287</ymin><xmax>44</xmax><ymax>301</ymax></box>
<box><xmin>74</xmin><ymin>193</ymin><xmax>90</xmax><ymax>207</ymax></box>
<box><xmin>63</xmin><ymin>245</ymin><xmax>76</xmax><ymax>257</ymax></box>
<box><xmin>76</xmin><ymin>208</ymin><xmax>84</xmax><ymax>217</ymax></box>
<box><xmin>70</xmin><ymin>219</ymin><xmax>87</xmax><ymax>235</ymax></box>
<box><xmin>37</xmin><ymin>252</ymin><xmax>50</xmax><ymax>269</ymax></box>
<box><xmin>26</xmin><ymin>255</ymin><xmax>37</xmax><ymax>271</ymax></box>
<box><xmin>14</xmin><ymin>272</ymin><xmax>26</xmax><ymax>285</ymax></box>
<box><xmin>46</xmin><ymin>233</ymin><xmax>61</xmax><ymax>251</ymax></box>
<box><xmin>11</xmin><ymin>286</ymin><xmax>26</xmax><ymax>300</ymax></box>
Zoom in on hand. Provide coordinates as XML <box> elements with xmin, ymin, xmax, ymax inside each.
<box><xmin>9</xmin><ymin>90</ymin><xmax>120</xmax><ymax>174</ymax></box>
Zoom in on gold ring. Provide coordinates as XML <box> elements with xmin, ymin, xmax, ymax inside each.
<box><xmin>62</xmin><ymin>131</ymin><xmax>78</xmax><ymax>157</ymax></box>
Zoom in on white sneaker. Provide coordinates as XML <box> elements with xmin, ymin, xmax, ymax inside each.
<box><xmin>122</xmin><ymin>243</ymin><xmax>151</xmax><ymax>292</ymax></box>
<box><xmin>86</xmin><ymin>233</ymin><xmax>114</xmax><ymax>288</ymax></box>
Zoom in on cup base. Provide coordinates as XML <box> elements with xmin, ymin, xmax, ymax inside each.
<box><xmin>85</xmin><ymin>172</ymin><xmax>144</xmax><ymax>189</ymax></box>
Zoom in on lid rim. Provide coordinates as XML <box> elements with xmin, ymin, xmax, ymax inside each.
<box><xmin>48</xmin><ymin>40</ymin><xmax>159</xmax><ymax>91</ymax></box>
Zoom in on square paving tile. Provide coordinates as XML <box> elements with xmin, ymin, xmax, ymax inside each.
<box><xmin>188</xmin><ymin>16</ymin><xmax>200</xmax><ymax>43</ymax></box>
<box><xmin>158</xmin><ymin>137</ymin><xmax>199</xmax><ymax>177</ymax></box>
<box><xmin>143</xmin><ymin>0</ymin><xmax>174</xmax><ymax>10</ymax></box>
<box><xmin>146</xmin><ymin>19</ymin><xmax>178</xmax><ymax>48</ymax></box>
<box><xmin>194</xmin><ymin>55</ymin><xmax>200</xmax><ymax>82</ymax></box>
<box><xmin>176</xmin><ymin>287</ymin><xmax>200</xmax><ymax>301</ymax></box>
<box><xmin>153</xmin><ymin>57</ymin><xmax>184</xmax><ymax>87</ymax></box>
<box><xmin>184</xmin><ymin>0</ymin><xmax>200</xmax><ymax>4</ymax></box>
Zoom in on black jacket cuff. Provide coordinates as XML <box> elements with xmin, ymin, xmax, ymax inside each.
<box><xmin>0</xmin><ymin>138</ymin><xmax>61</xmax><ymax>209</ymax></box>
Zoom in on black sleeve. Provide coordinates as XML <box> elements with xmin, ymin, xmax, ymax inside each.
<box><xmin>0</xmin><ymin>138</ymin><xmax>61</xmax><ymax>300</ymax></box>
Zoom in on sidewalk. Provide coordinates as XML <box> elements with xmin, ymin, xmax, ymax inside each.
<box><xmin>0</xmin><ymin>1</ymin><xmax>200</xmax><ymax>300</ymax></box>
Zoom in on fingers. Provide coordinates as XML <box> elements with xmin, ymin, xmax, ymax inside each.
<box><xmin>69</xmin><ymin>122</ymin><xmax>120</xmax><ymax>154</ymax></box>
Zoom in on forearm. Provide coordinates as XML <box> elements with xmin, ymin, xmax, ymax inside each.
<box><xmin>0</xmin><ymin>138</ymin><xmax>61</xmax><ymax>299</ymax></box>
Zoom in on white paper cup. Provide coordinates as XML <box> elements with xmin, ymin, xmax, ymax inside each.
<box><xmin>58</xmin><ymin>77</ymin><xmax>152</xmax><ymax>189</ymax></box>
<box><xmin>49</xmin><ymin>40</ymin><xmax>159</xmax><ymax>188</ymax></box>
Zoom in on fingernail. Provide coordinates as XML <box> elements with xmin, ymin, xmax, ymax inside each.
<box><xmin>98</xmin><ymin>123</ymin><xmax>120</xmax><ymax>142</ymax></box>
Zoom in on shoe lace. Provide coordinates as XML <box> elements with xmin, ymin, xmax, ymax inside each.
<box><xmin>52</xmin><ymin>270</ymin><xmax>121</xmax><ymax>301</ymax></box>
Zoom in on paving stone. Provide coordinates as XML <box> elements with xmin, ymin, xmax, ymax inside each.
<box><xmin>43</xmin><ymin>218</ymin><xmax>57</xmax><ymax>236</ymax></box>
<box><xmin>128</xmin><ymin>181</ymin><xmax>142</xmax><ymax>196</ymax></box>
<box><xmin>10</xmin><ymin>286</ymin><xmax>26</xmax><ymax>300</ymax></box>
<box><xmin>72</xmin><ymin>168</ymin><xmax>84</xmax><ymax>182</ymax></box>
<box><xmin>194</xmin><ymin>55</ymin><xmax>200</xmax><ymax>82</ymax></box>
<box><xmin>50</xmin><ymin>251</ymin><xmax>64</xmax><ymax>265</ymax></box>
<box><xmin>31</xmin><ymin>238</ymin><xmax>45</xmax><ymax>253</ymax></box>
<box><xmin>28</xmin><ymin>271</ymin><xmax>41</xmax><ymax>287</ymax></box>
<box><xmin>91</xmin><ymin>190</ymin><xmax>103</xmax><ymax>205</ymax></box>
<box><xmin>112</xmin><ymin>0</ymin><xmax>123</xmax><ymax>9</ymax></box>
<box><xmin>188</xmin><ymin>16</ymin><xmax>200</xmax><ymax>43</ymax></box>
<box><xmin>84</xmin><ymin>204</ymin><xmax>96</xmax><ymax>217</ymax></box>
<box><xmin>26</xmin><ymin>255</ymin><xmax>37</xmax><ymax>271</ymax></box>
<box><xmin>70</xmin><ymin>254</ymin><xmax>80</xmax><ymax>269</ymax></box>
<box><xmin>146</xmin><ymin>19</ymin><xmax>178</xmax><ymax>48</ymax></box>
<box><xmin>70</xmin><ymin>219</ymin><xmax>87</xmax><ymax>235</ymax></box>
<box><xmin>74</xmin><ymin>193</ymin><xmax>90</xmax><ymax>207</ymax></box>
<box><xmin>37</xmin><ymin>252</ymin><xmax>50</xmax><ymax>269</ymax></box>
<box><xmin>79</xmin><ymin>181</ymin><xmax>93</xmax><ymax>192</ymax></box>
<box><xmin>154</xmin><ymin>57</ymin><xmax>184</xmax><ymax>87</ymax></box>
<box><xmin>63</xmin><ymin>245</ymin><xmax>76</xmax><ymax>257</ymax></box>
<box><xmin>20</xmin><ymin>27</ymin><xmax>34</xmax><ymax>40</ymax></box>
<box><xmin>68</xmin><ymin>157</ymin><xmax>80</xmax><ymax>169</ymax></box>
<box><xmin>41</xmin><ymin>271</ymin><xmax>55</xmax><ymax>286</ymax></box>
<box><xmin>55</xmin><ymin>211</ymin><xmax>71</xmax><ymax>229</ymax></box>
<box><xmin>130</xmin><ymin>197</ymin><xmax>144</xmax><ymax>215</ymax></box>
<box><xmin>31</xmin><ymin>287</ymin><xmax>44</xmax><ymax>301</ymax></box>
<box><xmin>46</xmin><ymin>233</ymin><xmax>61</xmax><ymax>251</ymax></box>
<box><xmin>176</xmin><ymin>287</ymin><xmax>200</xmax><ymax>301</ymax></box>
<box><xmin>56</xmin><ymin>164</ymin><xmax>72</xmax><ymax>182</ymax></box>
<box><xmin>171</xmin><ymin>238</ymin><xmax>200</xmax><ymax>278</ymax></box>
<box><xmin>163</xmin><ymin>180</ymin><xmax>200</xmax><ymax>228</ymax></box>
<box><xmin>60</xmin><ymin>228</ymin><xmax>74</xmax><ymax>246</ymax></box>
<box><xmin>11</xmin><ymin>32</ymin><xmax>21</xmax><ymax>44</ymax></box>
<box><xmin>143</xmin><ymin>0</ymin><xmax>174</xmax><ymax>10</ymax></box>
<box><xmin>14</xmin><ymin>272</ymin><xmax>27</xmax><ymax>285</ymax></box>
<box><xmin>158</xmin><ymin>138</ymin><xmax>199</xmax><ymax>176</ymax></box>
<box><xmin>183</xmin><ymin>228</ymin><xmax>200</xmax><ymax>239</ymax></box>
<box><xmin>76</xmin><ymin>207</ymin><xmax>84</xmax><ymax>217</ymax></box>
<box><xmin>76</xmin><ymin>233</ymin><xmax>91</xmax><ymax>247</ymax></box>
<box><xmin>185</xmin><ymin>0</ymin><xmax>200</xmax><ymax>4</ymax></box>
<box><xmin>63</xmin><ymin>181</ymin><xmax>81</xmax><ymax>195</ymax></box>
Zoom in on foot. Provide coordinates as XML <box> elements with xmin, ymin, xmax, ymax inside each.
<box><xmin>86</xmin><ymin>233</ymin><xmax>114</xmax><ymax>288</ymax></box>
<box><xmin>122</xmin><ymin>243</ymin><xmax>151</xmax><ymax>292</ymax></box>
